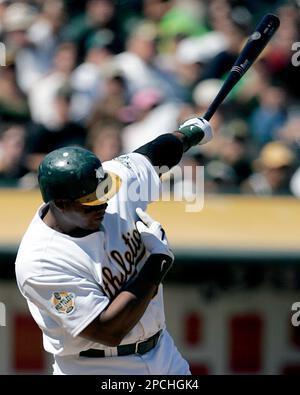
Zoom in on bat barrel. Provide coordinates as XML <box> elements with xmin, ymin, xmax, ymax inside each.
<box><xmin>201</xmin><ymin>13</ymin><xmax>280</xmax><ymax>121</ymax></box>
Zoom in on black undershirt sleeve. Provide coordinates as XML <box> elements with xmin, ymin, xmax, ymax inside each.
<box><xmin>134</xmin><ymin>134</ymin><xmax>184</xmax><ymax>170</ymax></box>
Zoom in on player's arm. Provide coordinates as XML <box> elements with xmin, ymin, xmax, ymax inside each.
<box><xmin>80</xmin><ymin>280</ymin><xmax>158</xmax><ymax>346</ymax></box>
<box><xmin>79</xmin><ymin>209</ymin><xmax>173</xmax><ymax>346</ymax></box>
<box><xmin>134</xmin><ymin>117</ymin><xmax>213</xmax><ymax>172</ymax></box>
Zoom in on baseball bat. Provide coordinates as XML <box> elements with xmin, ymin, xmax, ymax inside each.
<box><xmin>202</xmin><ymin>13</ymin><xmax>280</xmax><ymax>121</ymax></box>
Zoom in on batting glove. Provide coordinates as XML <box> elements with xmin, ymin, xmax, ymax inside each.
<box><xmin>136</xmin><ymin>208</ymin><xmax>174</xmax><ymax>260</ymax></box>
<box><xmin>135</xmin><ymin>208</ymin><xmax>174</xmax><ymax>285</ymax></box>
<box><xmin>178</xmin><ymin>117</ymin><xmax>213</xmax><ymax>148</ymax></box>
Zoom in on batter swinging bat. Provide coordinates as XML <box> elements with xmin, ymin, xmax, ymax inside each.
<box><xmin>202</xmin><ymin>13</ymin><xmax>280</xmax><ymax>121</ymax></box>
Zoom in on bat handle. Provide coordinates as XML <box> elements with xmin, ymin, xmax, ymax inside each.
<box><xmin>202</xmin><ymin>106</ymin><xmax>217</xmax><ymax>122</ymax></box>
<box><xmin>200</xmin><ymin>71</ymin><xmax>241</xmax><ymax>121</ymax></box>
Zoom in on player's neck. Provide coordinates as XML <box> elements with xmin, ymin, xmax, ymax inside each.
<box><xmin>43</xmin><ymin>206</ymin><xmax>95</xmax><ymax>238</ymax></box>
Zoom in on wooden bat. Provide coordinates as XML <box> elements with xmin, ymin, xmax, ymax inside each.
<box><xmin>202</xmin><ymin>13</ymin><xmax>280</xmax><ymax>121</ymax></box>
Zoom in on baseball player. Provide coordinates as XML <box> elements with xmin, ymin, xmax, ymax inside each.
<box><xmin>15</xmin><ymin>117</ymin><xmax>212</xmax><ymax>375</ymax></box>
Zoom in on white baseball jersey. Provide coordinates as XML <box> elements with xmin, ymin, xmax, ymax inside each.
<box><xmin>15</xmin><ymin>153</ymin><xmax>190</xmax><ymax>375</ymax></box>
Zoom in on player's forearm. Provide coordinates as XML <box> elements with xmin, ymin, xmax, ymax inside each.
<box><xmin>134</xmin><ymin>118</ymin><xmax>213</xmax><ymax>171</ymax></box>
<box><xmin>98</xmin><ymin>253</ymin><xmax>171</xmax><ymax>345</ymax></box>
<box><xmin>79</xmin><ymin>254</ymin><xmax>171</xmax><ymax>346</ymax></box>
<box><xmin>79</xmin><ymin>282</ymin><xmax>157</xmax><ymax>346</ymax></box>
<box><xmin>95</xmin><ymin>282</ymin><xmax>157</xmax><ymax>346</ymax></box>
<box><xmin>172</xmin><ymin>131</ymin><xmax>190</xmax><ymax>152</ymax></box>
<box><xmin>134</xmin><ymin>133</ymin><xmax>184</xmax><ymax>170</ymax></box>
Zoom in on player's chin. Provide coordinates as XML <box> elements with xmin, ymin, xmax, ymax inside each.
<box><xmin>87</xmin><ymin>215</ymin><xmax>105</xmax><ymax>230</ymax></box>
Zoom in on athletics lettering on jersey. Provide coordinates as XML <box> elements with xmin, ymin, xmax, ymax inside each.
<box><xmin>102</xmin><ymin>229</ymin><xmax>146</xmax><ymax>298</ymax></box>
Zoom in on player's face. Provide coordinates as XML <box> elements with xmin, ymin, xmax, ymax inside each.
<box><xmin>65</xmin><ymin>201</ymin><xmax>108</xmax><ymax>231</ymax></box>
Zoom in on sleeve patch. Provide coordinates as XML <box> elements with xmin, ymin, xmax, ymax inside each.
<box><xmin>51</xmin><ymin>292</ymin><xmax>75</xmax><ymax>314</ymax></box>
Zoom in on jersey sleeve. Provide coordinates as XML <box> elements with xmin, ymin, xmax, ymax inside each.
<box><xmin>22</xmin><ymin>274</ymin><xmax>110</xmax><ymax>338</ymax></box>
<box><xmin>104</xmin><ymin>152</ymin><xmax>161</xmax><ymax>211</ymax></box>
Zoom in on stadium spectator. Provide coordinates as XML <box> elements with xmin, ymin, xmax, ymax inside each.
<box><xmin>0</xmin><ymin>124</ymin><xmax>27</xmax><ymax>186</ymax></box>
<box><xmin>241</xmin><ymin>141</ymin><xmax>296</xmax><ymax>196</ymax></box>
<box><xmin>250</xmin><ymin>85</ymin><xmax>287</xmax><ymax>146</ymax></box>
<box><xmin>114</xmin><ymin>22</ymin><xmax>179</xmax><ymax>100</ymax></box>
<box><xmin>121</xmin><ymin>88</ymin><xmax>181</xmax><ymax>152</ymax></box>
<box><xmin>63</xmin><ymin>0</ymin><xmax>120</xmax><ymax>62</ymax></box>
<box><xmin>0</xmin><ymin>64</ymin><xmax>30</xmax><ymax>123</ymax></box>
<box><xmin>206</xmin><ymin>119</ymin><xmax>253</xmax><ymax>193</ymax></box>
<box><xmin>86</xmin><ymin>119</ymin><xmax>122</xmax><ymax>162</ymax></box>
<box><xmin>27</xmin><ymin>85</ymin><xmax>86</xmax><ymax>160</ymax></box>
<box><xmin>28</xmin><ymin>42</ymin><xmax>77</xmax><ymax>128</ymax></box>
<box><xmin>70</xmin><ymin>34</ymin><xmax>115</xmax><ymax>123</ymax></box>
<box><xmin>88</xmin><ymin>65</ymin><xmax>128</xmax><ymax>126</ymax></box>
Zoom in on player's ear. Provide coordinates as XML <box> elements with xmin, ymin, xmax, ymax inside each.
<box><xmin>52</xmin><ymin>199</ymin><xmax>69</xmax><ymax>211</ymax></box>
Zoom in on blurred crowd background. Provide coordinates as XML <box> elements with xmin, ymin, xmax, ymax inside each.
<box><xmin>1</xmin><ymin>1</ymin><xmax>300</xmax><ymax>375</ymax></box>
<box><xmin>0</xmin><ymin>0</ymin><xmax>300</xmax><ymax>197</ymax></box>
